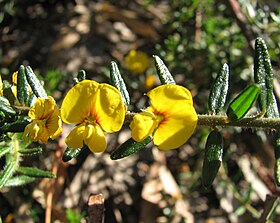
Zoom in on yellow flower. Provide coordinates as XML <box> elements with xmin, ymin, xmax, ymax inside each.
<box><xmin>130</xmin><ymin>84</ymin><xmax>197</xmax><ymax>150</ymax></box>
<box><xmin>61</xmin><ymin>80</ymin><xmax>126</xmax><ymax>153</ymax></box>
<box><xmin>145</xmin><ymin>74</ymin><xmax>156</xmax><ymax>89</ymax></box>
<box><xmin>11</xmin><ymin>71</ymin><xmax>18</xmax><ymax>97</ymax></box>
<box><xmin>125</xmin><ymin>50</ymin><xmax>150</xmax><ymax>74</ymax></box>
<box><xmin>23</xmin><ymin>96</ymin><xmax>62</xmax><ymax>143</ymax></box>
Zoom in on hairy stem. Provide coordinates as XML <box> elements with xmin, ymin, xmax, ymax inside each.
<box><xmin>125</xmin><ymin>112</ymin><xmax>280</xmax><ymax>130</ymax></box>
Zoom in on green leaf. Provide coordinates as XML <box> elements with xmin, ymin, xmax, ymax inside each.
<box><xmin>226</xmin><ymin>84</ymin><xmax>260</xmax><ymax>121</ymax></box>
<box><xmin>2</xmin><ymin>80</ymin><xmax>16</xmax><ymax>106</ymax></box>
<box><xmin>0</xmin><ymin>96</ymin><xmax>10</xmax><ymax>105</ymax></box>
<box><xmin>0</xmin><ymin>146</ymin><xmax>10</xmax><ymax>159</ymax></box>
<box><xmin>254</xmin><ymin>37</ymin><xmax>267</xmax><ymax>112</ymax></box>
<box><xmin>0</xmin><ymin>100</ymin><xmax>16</xmax><ymax>116</ymax></box>
<box><xmin>27</xmin><ymin>94</ymin><xmax>37</xmax><ymax>107</ymax></box>
<box><xmin>0</xmin><ymin>119</ymin><xmax>30</xmax><ymax>133</ymax></box>
<box><xmin>77</xmin><ymin>70</ymin><xmax>86</xmax><ymax>82</ymax></box>
<box><xmin>254</xmin><ymin>37</ymin><xmax>279</xmax><ymax>118</ymax></box>
<box><xmin>17</xmin><ymin>65</ymin><xmax>30</xmax><ymax>105</ymax></box>
<box><xmin>202</xmin><ymin>130</ymin><xmax>223</xmax><ymax>188</ymax></box>
<box><xmin>153</xmin><ymin>55</ymin><xmax>176</xmax><ymax>84</ymax></box>
<box><xmin>62</xmin><ymin>147</ymin><xmax>83</xmax><ymax>162</ymax></box>
<box><xmin>110</xmin><ymin>61</ymin><xmax>130</xmax><ymax>106</ymax></box>
<box><xmin>0</xmin><ymin>161</ymin><xmax>17</xmax><ymax>189</ymax></box>
<box><xmin>73</xmin><ymin>70</ymin><xmax>87</xmax><ymax>84</ymax></box>
<box><xmin>4</xmin><ymin>175</ymin><xmax>36</xmax><ymax>187</ymax></box>
<box><xmin>25</xmin><ymin>66</ymin><xmax>48</xmax><ymax>98</ymax></box>
<box><xmin>208</xmin><ymin>63</ymin><xmax>229</xmax><ymax>114</ymax></box>
<box><xmin>18</xmin><ymin>147</ymin><xmax>43</xmax><ymax>156</ymax></box>
<box><xmin>16</xmin><ymin>167</ymin><xmax>56</xmax><ymax>178</ymax></box>
<box><xmin>110</xmin><ymin>136</ymin><xmax>152</xmax><ymax>160</ymax></box>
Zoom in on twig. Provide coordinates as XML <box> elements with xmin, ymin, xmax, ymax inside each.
<box><xmin>197</xmin><ymin>114</ymin><xmax>280</xmax><ymax>130</ymax></box>
<box><xmin>87</xmin><ymin>194</ymin><xmax>105</xmax><ymax>223</ymax></box>
<box><xmin>45</xmin><ymin>135</ymin><xmax>64</xmax><ymax>223</ymax></box>
<box><xmin>258</xmin><ymin>195</ymin><xmax>279</xmax><ymax>223</ymax></box>
<box><xmin>125</xmin><ymin>112</ymin><xmax>280</xmax><ymax>130</ymax></box>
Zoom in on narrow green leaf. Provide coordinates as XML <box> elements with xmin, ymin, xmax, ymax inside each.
<box><xmin>0</xmin><ymin>161</ymin><xmax>17</xmax><ymax>189</ymax></box>
<box><xmin>0</xmin><ymin>96</ymin><xmax>10</xmax><ymax>105</ymax></box>
<box><xmin>27</xmin><ymin>94</ymin><xmax>37</xmax><ymax>107</ymax></box>
<box><xmin>110</xmin><ymin>61</ymin><xmax>130</xmax><ymax>106</ymax></box>
<box><xmin>153</xmin><ymin>55</ymin><xmax>176</xmax><ymax>84</ymax></box>
<box><xmin>226</xmin><ymin>84</ymin><xmax>260</xmax><ymax>121</ymax></box>
<box><xmin>0</xmin><ymin>119</ymin><xmax>30</xmax><ymax>133</ymax></box>
<box><xmin>202</xmin><ymin>130</ymin><xmax>223</xmax><ymax>188</ymax></box>
<box><xmin>17</xmin><ymin>65</ymin><xmax>30</xmax><ymax>105</ymax></box>
<box><xmin>209</xmin><ymin>63</ymin><xmax>230</xmax><ymax>114</ymax></box>
<box><xmin>73</xmin><ymin>70</ymin><xmax>87</xmax><ymax>85</ymax></box>
<box><xmin>0</xmin><ymin>146</ymin><xmax>10</xmax><ymax>159</ymax></box>
<box><xmin>254</xmin><ymin>39</ymin><xmax>280</xmax><ymax>187</ymax></box>
<box><xmin>254</xmin><ymin>37</ymin><xmax>267</xmax><ymax>112</ymax></box>
<box><xmin>254</xmin><ymin>37</ymin><xmax>279</xmax><ymax>118</ymax></box>
<box><xmin>0</xmin><ymin>100</ymin><xmax>16</xmax><ymax>116</ymax></box>
<box><xmin>25</xmin><ymin>66</ymin><xmax>48</xmax><ymax>98</ymax></box>
<box><xmin>17</xmin><ymin>167</ymin><xmax>56</xmax><ymax>178</ymax></box>
<box><xmin>3</xmin><ymin>80</ymin><xmax>16</xmax><ymax>105</ymax></box>
<box><xmin>18</xmin><ymin>147</ymin><xmax>43</xmax><ymax>156</ymax></box>
<box><xmin>4</xmin><ymin>175</ymin><xmax>36</xmax><ymax>187</ymax></box>
<box><xmin>110</xmin><ymin>136</ymin><xmax>152</xmax><ymax>160</ymax></box>
<box><xmin>62</xmin><ymin>147</ymin><xmax>83</xmax><ymax>162</ymax></box>
<box><xmin>77</xmin><ymin>70</ymin><xmax>86</xmax><ymax>82</ymax></box>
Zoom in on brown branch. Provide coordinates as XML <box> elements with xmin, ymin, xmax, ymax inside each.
<box><xmin>87</xmin><ymin>194</ymin><xmax>105</xmax><ymax>223</ymax></box>
<box><xmin>225</xmin><ymin>0</ymin><xmax>257</xmax><ymax>53</ymax></box>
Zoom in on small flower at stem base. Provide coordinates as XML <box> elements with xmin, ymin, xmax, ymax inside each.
<box><xmin>23</xmin><ymin>96</ymin><xmax>62</xmax><ymax>143</ymax></box>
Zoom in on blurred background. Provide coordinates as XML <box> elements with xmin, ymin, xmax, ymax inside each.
<box><xmin>0</xmin><ymin>0</ymin><xmax>280</xmax><ymax>222</ymax></box>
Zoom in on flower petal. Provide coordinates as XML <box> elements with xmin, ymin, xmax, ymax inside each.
<box><xmin>61</xmin><ymin>80</ymin><xmax>99</xmax><ymax>124</ymax></box>
<box><xmin>65</xmin><ymin>123</ymin><xmax>86</xmax><ymax>148</ymax></box>
<box><xmin>153</xmin><ymin>105</ymin><xmax>197</xmax><ymax>150</ymax></box>
<box><xmin>147</xmin><ymin>84</ymin><xmax>193</xmax><ymax>116</ymax></box>
<box><xmin>95</xmin><ymin>83</ymin><xmax>125</xmax><ymax>132</ymax></box>
<box><xmin>84</xmin><ymin>124</ymin><xmax>106</xmax><ymax>153</ymax></box>
<box><xmin>23</xmin><ymin>120</ymin><xmax>49</xmax><ymax>143</ymax></box>
<box><xmin>47</xmin><ymin>106</ymin><xmax>62</xmax><ymax>139</ymax></box>
<box><xmin>130</xmin><ymin>111</ymin><xmax>156</xmax><ymax>142</ymax></box>
<box><xmin>29</xmin><ymin>96</ymin><xmax>56</xmax><ymax>120</ymax></box>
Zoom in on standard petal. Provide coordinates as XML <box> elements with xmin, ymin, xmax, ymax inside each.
<box><xmin>147</xmin><ymin>84</ymin><xmax>193</xmax><ymax>116</ymax></box>
<box><xmin>95</xmin><ymin>83</ymin><xmax>125</xmax><ymax>132</ymax></box>
<box><xmin>130</xmin><ymin>111</ymin><xmax>156</xmax><ymax>142</ymax></box>
<box><xmin>65</xmin><ymin>123</ymin><xmax>86</xmax><ymax>148</ymax></box>
<box><xmin>61</xmin><ymin>80</ymin><xmax>99</xmax><ymax>124</ymax></box>
<box><xmin>28</xmin><ymin>96</ymin><xmax>56</xmax><ymax>120</ymax></box>
<box><xmin>84</xmin><ymin>124</ymin><xmax>106</xmax><ymax>153</ymax></box>
<box><xmin>154</xmin><ymin>105</ymin><xmax>197</xmax><ymax>150</ymax></box>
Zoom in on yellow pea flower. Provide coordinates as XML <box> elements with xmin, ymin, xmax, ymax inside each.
<box><xmin>10</xmin><ymin>71</ymin><xmax>18</xmax><ymax>97</ymax></box>
<box><xmin>60</xmin><ymin>80</ymin><xmax>126</xmax><ymax>153</ymax></box>
<box><xmin>124</xmin><ymin>50</ymin><xmax>150</xmax><ymax>74</ymax></box>
<box><xmin>23</xmin><ymin>96</ymin><xmax>62</xmax><ymax>143</ymax></box>
<box><xmin>130</xmin><ymin>84</ymin><xmax>198</xmax><ymax>150</ymax></box>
